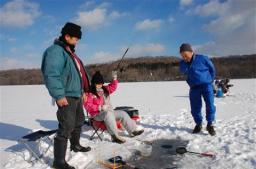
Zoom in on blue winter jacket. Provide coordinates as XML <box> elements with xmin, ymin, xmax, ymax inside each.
<box><xmin>41</xmin><ymin>40</ymin><xmax>83</xmax><ymax>100</ymax></box>
<box><xmin>179</xmin><ymin>54</ymin><xmax>215</xmax><ymax>87</ymax></box>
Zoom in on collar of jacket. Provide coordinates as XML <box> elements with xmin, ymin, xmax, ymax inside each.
<box><xmin>54</xmin><ymin>38</ymin><xmax>75</xmax><ymax>53</ymax></box>
<box><xmin>188</xmin><ymin>53</ymin><xmax>196</xmax><ymax>65</ymax></box>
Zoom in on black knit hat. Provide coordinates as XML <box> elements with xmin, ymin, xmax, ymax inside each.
<box><xmin>91</xmin><ymin>71</ymin><xmax>104</xmax><ymax>85</ymax></box>
<box><xmin>180</xmin><ymin>43</ymin><xmax>193</xmax><ymax>53</ymax></box>
<box><xmin>61</xmin><ymin>22</ymin><xmax>82</xmax><ymax>39</ymax></box>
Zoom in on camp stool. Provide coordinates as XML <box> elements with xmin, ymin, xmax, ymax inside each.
<box><xmin>18</xmin><ymin>129</ymin><xmax>57</xmax><ymax>163</ymax></box>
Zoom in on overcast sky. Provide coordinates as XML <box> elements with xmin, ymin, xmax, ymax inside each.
<box><xmin>0</xmin><ymin>0</ymin><xmax>255</xmax><ymax>70</ymax></box>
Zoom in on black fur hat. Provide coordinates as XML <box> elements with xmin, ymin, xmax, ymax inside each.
<box><xmin>61</xmin><ymin>22</ymin><xmax>82</xmax><ymax>39</ymax></box>
<box><xmin>91</xmin><ymin>71</ymin><xmax>104</xmax><ymax>85</ymax></box>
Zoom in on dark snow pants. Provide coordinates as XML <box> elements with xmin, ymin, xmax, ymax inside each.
<box><xmin>189</xmin><ymin>83</ymin><xmax>216</xmax><ymax>125</ymax></box>
<box><xmin>56</xmin><ymin>97</ymin><xmax>85</xmax><ymax>140</ymax></box>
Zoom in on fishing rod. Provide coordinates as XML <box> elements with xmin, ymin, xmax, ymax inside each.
<box><xmin>115</xmin><ymin>47</ymin><xmax>129</xmax><ymax>71</ymax></box>
<box><xmin>176</xmin><ymin>146</ymin><xmax>215</xmax><ymax>158</ymax></box>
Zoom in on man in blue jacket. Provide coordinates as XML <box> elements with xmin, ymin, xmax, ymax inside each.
<box><xmin>179</xmin><ymin>43</ymin><xmax>216</xmax><ymax>136</ymax></box>
<box><xmin>41</xmin><ymin>22</ymin><xmax>91</xmax><ymax>169</ymax></box>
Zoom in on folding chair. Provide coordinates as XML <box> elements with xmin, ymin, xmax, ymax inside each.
<box><xmin>85</xmin><ymin>106</ymin><xmax>140</xmax><ymax>141</ymax></box>
<box><xmin>85</xmin><ymin>112</ymin><xmax>122</xmax><ymax>141</ymax></box>
<box><xmin>18</xmin><ymin>129</ymin><xmax>57</xmax><ymax>163</ymax></box>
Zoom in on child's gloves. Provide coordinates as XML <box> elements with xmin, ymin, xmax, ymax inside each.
<box><xmin>112</xmin><ymin>71</ymin><xmax>118</xmax><ymax>80</ymax></box>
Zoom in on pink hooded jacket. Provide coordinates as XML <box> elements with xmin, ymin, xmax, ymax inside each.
<box><xmin>84</xmin><ymin>80</ymin><xmax>118</xmax><ymax>117</ymax></box>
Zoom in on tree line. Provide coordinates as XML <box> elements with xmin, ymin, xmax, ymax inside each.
<box><xmin>0</xmin><ymin>54</ymin><xmax>255</xmax><ymax>85</ymax></box>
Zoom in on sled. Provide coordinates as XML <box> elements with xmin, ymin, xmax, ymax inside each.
<box><xmin>114</xmin><ymin>106</ymin><xmax>140</xmax><ymax>122</ymax></box>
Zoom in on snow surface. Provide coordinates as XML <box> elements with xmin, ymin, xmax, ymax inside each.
<box><xmin>1</xmin><ymin>79</ymin><xmax>256</xmax><ymax>169</ymax></box>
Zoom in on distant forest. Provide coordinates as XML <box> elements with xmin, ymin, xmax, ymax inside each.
<box><xmin>0</xmin><ymin>54</ymin><xmax>255</xmax><ymax>85</ymax></box>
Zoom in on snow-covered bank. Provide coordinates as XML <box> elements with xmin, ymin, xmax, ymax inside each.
<box><xmin>1</xmin><ymin>79</ymin><xmax>256</xmax><ymax>168</ymax></box>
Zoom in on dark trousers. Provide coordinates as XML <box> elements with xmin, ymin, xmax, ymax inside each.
<box><xmin>56</xmin><ymin>97</ymin><xmax>85</xmax><ymax>141</ymax></box>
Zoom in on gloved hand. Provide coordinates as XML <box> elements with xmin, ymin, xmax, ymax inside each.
<box><xmin>112</xmin><ymin>71</ymin><xmax>117</xmax><ymax>80</ymax></box>
<box><xmin>99</xmin><ymin>105</ymin><xmax>110</xmax><ymax>112</ymax></box>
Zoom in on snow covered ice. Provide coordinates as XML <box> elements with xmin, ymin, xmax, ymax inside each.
<box><xmin>1</xmin><ymin>79</ymin><xmax>256</xmax><ymax>169</ymax></box>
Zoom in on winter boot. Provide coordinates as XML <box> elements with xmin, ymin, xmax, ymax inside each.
<box><xmin>111</xmin><ymin>135</ymin><xmax>126</xmax><ymax>144</ymax></box>
<box><xmin>131</xmin><ymin>129</ymin><xmax>144</xmax><ymax>137</ymax></box>
<box><xmin>70</xmin><ymin>131</ymin><xmax>91</xmax><ymax>152</ymax></box>
<box><xmin>206</xmin><ymin>124</ymin><xmax>216</xmax><ymax>136</ymax></box>
<box><xmin>52</xmin><ymin>137</ymin><xmax>75</xmax><ymax>169</ymax></box>
<box><xmin>192</xmin><ymin>124</ymin><xmax>202</xmax><ymax>134</ymax></box>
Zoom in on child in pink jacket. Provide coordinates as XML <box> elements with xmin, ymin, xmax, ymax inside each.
<box><xmin>84</xmin><ymin>71</ymin><xmax>144</xmax><ymax>144</ymax></box>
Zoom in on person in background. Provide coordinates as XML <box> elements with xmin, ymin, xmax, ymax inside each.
<box><xmin>219</xmin><ymin>78</ymin><xmax>233</xmax><ymax>95</ymax></box>
<box><xmin>213</xmin><ymin>78</ymin><xmax>234</xmax><ymax>96</ymax></box>
<box><xmin>41</xmin><ymin>22</ymin><xmax>91</xmax><ymax>169</ymax></box>
<box><xmin>179</xmin><ymin>43</ymin><xmax>216</xmax><ymax>136</ymax></box>
<box><xmin>84</xmin><ymin>71</ymin><xmax>144</xmax><ymax>144</ymax></box>
<box><xmin>213</xmin><ymin>78</ymin><xmax>220</xmax><ymax>94</ymax></box>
